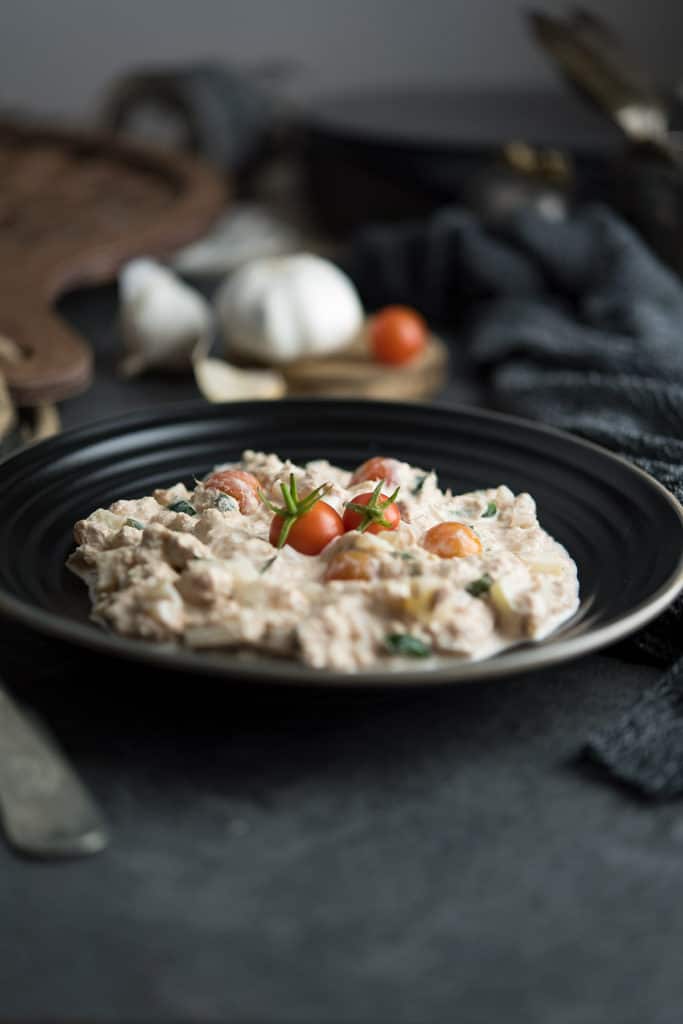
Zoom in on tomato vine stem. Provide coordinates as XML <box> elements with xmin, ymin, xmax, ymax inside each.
<box><xmin>260</xmin><ymin>474</ymin><xmax>332</xmax><ymax>549</ymax></box>
<box><xmin>345</xmin><ymin>479</ymin><xmax>400</xmax><ymax>533</ymax></box>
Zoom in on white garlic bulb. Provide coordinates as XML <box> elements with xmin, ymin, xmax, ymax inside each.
<box><xmin>119</xmin><ymin>259</ymin><xmax>212</xmax><ymax>376</ymax></box>
<box><xmin>215</xmin><ymin>253</ymin><xmax>364</xmax><ymax>365</ymax></box>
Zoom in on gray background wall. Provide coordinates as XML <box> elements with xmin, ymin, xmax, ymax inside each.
<box><xmin>1</xmin><ymin>0</ymin><xmax>682</xmax><ymax>122</ymax></box>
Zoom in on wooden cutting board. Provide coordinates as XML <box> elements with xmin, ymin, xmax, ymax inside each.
<box><xmin>0</xmin><ymin>120</ymin><xmax>226</xmax><ymax>405</ymax></box>
<box><xmin>283</xmin><ymin>327</ymin><xmax>449</xmax><ymax>400</ymax></box>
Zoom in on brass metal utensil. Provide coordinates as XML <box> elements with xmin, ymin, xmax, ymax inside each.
<box><xmin>528</xmin><ymin>7</ymin><xmax>681</xmax><ymax>164</ymax></box>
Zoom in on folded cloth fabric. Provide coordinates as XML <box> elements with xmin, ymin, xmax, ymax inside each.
<box><xmin>348</xmin><ymin>203</ymin><xmax>683</xmax><ymax>798</ymax></box>
<box><xmin>105</xmin><ymin>62</ymin><xmax>279</xmax><ymax>174</ymax></box>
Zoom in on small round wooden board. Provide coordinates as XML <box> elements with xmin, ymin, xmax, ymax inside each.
<box><xmin>282</xmin><ymin>327</ymin><xmax>449</xmax><ymax>400</ymax></box>
<box><xmin>0</xmin><ymin>119</ymin><xmax>226</xmax><ymax>406</ymax></box>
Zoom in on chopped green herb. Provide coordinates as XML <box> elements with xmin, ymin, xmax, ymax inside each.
<box><xmin>260</xmin><ymin>555</ymin><xmax>278</xmax><ymax>574</ymax></box>
<box><xmin>215</xmin><ymin>493</ymin><xmax>237</xmax><ymax>513</ymax></box>
<box><xmin>391</xmin><ymin>551</ymin><xmax>421</xmax><ymax>574</ymax></box>
<box><xmin>482</xmin><ymin>501</ymin><xmax>497</xmax><ymax>518</ymax></box>
<box><xmin>168</xmin><ymin>500</ymin><xmax>197</xmax><ymax>516</ymax></box>
<box><xmin>385</xmin><ymin>633</ymin><xmax>431</xmax><ymax>657</ymax></box>
<box><xmin>466</xmin><ymin>573</ymin><xmax>493</xmax><ymax>597</ymax></box>
<box><xmin>411</xmin><ymin>474</ymin><xmax>428</xmax><ymax>495</ymax></box>
<box><xmin>125</xmin><ymin>518</ymin><xmax>144</xmax><ymax>530</ymax></box>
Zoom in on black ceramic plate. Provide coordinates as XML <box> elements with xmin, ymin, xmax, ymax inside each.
<box><xmin>0</xmin><ymin>399</ymin><xmax>682</xmax><ymax>686</ymax></box>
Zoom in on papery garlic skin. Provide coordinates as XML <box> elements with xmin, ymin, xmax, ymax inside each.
<box><xmin>215</xmin><ymin>253</ymin><xmax>364</xmax><ymax>365</ymax></box>
<box><xmin>194</xmin><ymin>357</ymin><xmax>285</xmax><ymax>403</ymax></box>
<box><xmin>119</xmin><ymin>259</ymin><xmax>212</xmax><ymax>376</ymax></box>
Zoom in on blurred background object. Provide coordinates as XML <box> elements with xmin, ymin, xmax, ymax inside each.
<box><xmin>528</xmin><ymin>6</ymin><xmax>683</xmax><ymax>271</ymax></box>
<box><xmin>529</xmin><ymin>7</ymin><xmax>672</xmax><ymax>149</ymax></box>
<box><xmin>302</xmin><ymin>87</ymin><xmax>590</xmax><ymax>231</ymax></box>
<box><xmin>1</xmin><ymin>0</ymin><xmax>683</xmax><ymax>426</ymax></box>
<box><xmin>80</xmin><ymin>1</ymin><xmax>683</xmax><ymax>272</ymax></box>
<box><xmin>2</xmin><ymin>1</ymin><xmax>681</xmax><ymax>124</ymax></box>
<box><xmin>3</xmin><ymin>0</ymin><xmax>683</xmax><ymax>262</ymax></box>
<box><xmin>102</xmin><ymin>62</ymin><xmax>289</xmax><ymax>183</ymax></box>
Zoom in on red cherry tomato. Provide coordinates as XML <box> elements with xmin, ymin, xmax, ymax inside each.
<box><xmin>270</xmin><ymin>501</ymin><xmax>344</xmax><ymax>555</ymax></box>
<box><xmin>204</xmin><ymin>469</ymin><xmax>260</xmax><ymax>513</ymax></box>
<box><xmin>370</xmin><ymin>306</ymin><xmax>427</xmax><ymax>365</ymax></box>
<box><xmin>350</xmin><ymin>456</ymin><xmax>402</xmax><ymax>487</ymax></box>
<box><xmin>343</xmin><ymin>491</ymin><xmax>401</xmax><ymax>535</ymax></box>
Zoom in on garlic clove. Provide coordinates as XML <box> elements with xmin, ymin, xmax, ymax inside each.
<box><xmin>119</xmin><ymin>258</ymin><xmax>212</xmax><ymax>376</ymax></box>
<box><xmin>194</xmin><ymin>357</ymin><xmax>285</xmax><ymax>403</ymax></box>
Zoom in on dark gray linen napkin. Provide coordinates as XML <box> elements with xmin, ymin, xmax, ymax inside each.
<box><xmin>348</xmin><ymin>203</ymin><xmax>683</xmax><ymax>798</ymax></box>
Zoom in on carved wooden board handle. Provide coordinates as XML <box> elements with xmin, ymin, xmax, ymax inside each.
<box><xmin>0</xmin><ymin>120</ymin><xmax>226</xmax><ymax>406</ymax></box>
<box><xmin>0</xmin><ymin>302</ymin><xmax>94</xmax><ymax>406</ymax></box>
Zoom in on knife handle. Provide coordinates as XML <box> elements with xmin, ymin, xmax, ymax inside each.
<box><xmin>0</xmin><ymin>685</ymin><xmax>109</xmax><ymax>858</ymax></box>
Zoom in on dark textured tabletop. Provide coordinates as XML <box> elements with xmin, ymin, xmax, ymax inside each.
<box><xmin>2</xmin><ymin>286</ymin><xmax>683</xmax><ymax>1024</ymax></box>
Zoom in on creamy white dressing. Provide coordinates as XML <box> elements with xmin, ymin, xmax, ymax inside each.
<box><xmin>67</xmin><ymin>451</ymin><xmax>579</xmax><ymax>671</ymax></box>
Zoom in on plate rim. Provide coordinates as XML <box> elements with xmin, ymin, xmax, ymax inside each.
<box><xmin>1</xmin><ymin>397</ymin><xmax>682</xmax><ymax>687</ymax></box>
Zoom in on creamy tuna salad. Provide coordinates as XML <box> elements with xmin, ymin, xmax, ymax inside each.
<box><xmin>67</xmin><ymin>451</ymin><xmax>579</xmax><ymax>671</ymax></box>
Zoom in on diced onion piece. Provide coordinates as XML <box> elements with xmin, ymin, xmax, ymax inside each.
<box><xmin>527</xmin><ymin>559</ymin><xmax>566</xmax><ymax>576</ymax></box>
<box><xmin>401</xmin><ymin>580</ymin><xmax>440</xmax><ymax>621</ymax></box>
<box><xmin>185</xmin><ymin>625</ymin><xmax>239</xmax><ymax>648</ymax></box>
<box><xmin>146</xmin><ymin>582</ymin><xmax>184</xmax><ymax>630</ymax></box>
<box><xmin>91</xmin><ymin>509</ymin><xmax>128</xmax><ymax>531</ymax></box>
<box><xmin>489</xmin><ymin>576</ymin><xmax>526</xmax><ymax>634</ymax></box>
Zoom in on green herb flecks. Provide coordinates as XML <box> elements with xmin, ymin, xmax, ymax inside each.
<box><xmin>391</xmin><ymin>550</ymin><xmax>421</xmax><ymax>574</ymax></box>
<box><xmin>215</xmin><ymin>493</ymin><xmax>238</xmax><ymax>513</ymax></box>
<box><xmin>385</xmin><ymin>633</ymin><xmax>431</xmax><ymax>658</ymax></box>
<box><xmin>168</xmin><ymin>500</ymin><xmax>197</xmax><ymax>516</ymax></box>
<box><xmin>482</xmin><ymin>501</ymin><xmax>497</xmax><ymax>518</ymax></box>
<box><xmin>260</xmin><ymin>555</ymin><xmax>278</xmax><ymax>574</ymax></box>
<box><xmin>466</xmin><ymin>573</ymin><xmax>493</xmax><ymax>597</ymax></box>
<box><xmin>411</xmin><ymin>474</ymin><xmax>428</xmax><ymax>495</ymax></box>
<box><xmin>125</xmin><ymin>518</ymin><xmax>144</xmax><ymax>530</ymax></box>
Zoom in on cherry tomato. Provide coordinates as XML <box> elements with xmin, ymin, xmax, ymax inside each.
<box><xmin>204</xmin><ymin>469</ymin><xmax>260</xmax><ymax>513</ymax></box>
<box><xmin>370</xmin><ymin>305</ymin><xmax>427</xmax><ymax>365</ymax></box>
<box><xmin>325</xmin><ymin>550</ymin><xmax>377</xmax><ymax>582</ymax></box>
<box><xmin>270</xmin><ymin>501</ymin><xmax>344</xmax><ymax>555</ymax></box>
<box><xmin>350</xmin><ymin>456</ymin><xmax>402</xmax><ymax>487</ymax></box>
<box><xmin>343</xmin><ymin>491</ymin><xmax>401</xmax><ymax>535</ymax></box>
<box><xmin>423</xmin><ymin>522</ymin><xmax>482</xmax><ymax>558</ymax></box>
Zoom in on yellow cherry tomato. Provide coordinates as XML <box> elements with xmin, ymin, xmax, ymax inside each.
<box><xmin>423</xmin><ymin>521</ymin><xmax>482</xmax><ymax>558</ymax></box>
